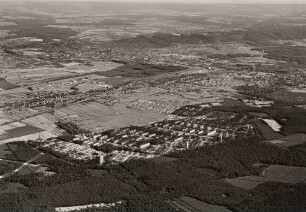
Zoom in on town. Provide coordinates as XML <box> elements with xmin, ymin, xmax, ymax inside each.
<box><xmin>31</xmin><ymin>109</ymin><xmax>255</xmax><ymax>164</ymax></box>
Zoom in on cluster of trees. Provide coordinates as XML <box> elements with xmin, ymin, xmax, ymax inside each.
<box><xmin>55</xmin><ymin>121</ymin><xmax>90</xmax><ymax>135</ymax></box>
<box><xmin>92</xmin><ymin>144</ymin><xmax>119</xmax><ymax>153</ymax></box>
<box><xmin>1</xmin><ymin>135</ymin><xmax>306</xmax><ymax>211</ymax></box>
<box><xmin>0</xmin><ymin>161</ymin><xmax>20</xmax><ymax>175</ymax></box>
<box><xmin>0</xmin><ymin>192</ymin><xmax>53</xmax><ymax>212</ymax></box>
<box><xmin>99</xmin><ymin>61</ymin><xmax>185</xmax><ymax>78</ymax></box>
<box><xmin>121</xmin><ymin>136</ymin><xmax>306</xmax><ymax>207</ymax></box>
<box><xmin>68</xmin><ymin>193</ymin><xmax>182</xmax><ymax>212</ymax></box>
<box><xmin>8</xmin><ymin>157</ymin><xmax>89</xmax><ymax>188</ymax></box>
<box><xmin>173</xmin><ymin>136</ymin><xmax>306</xmax><ymax>176</ymax></box>
<box><xmin>175</xmin><ymin>103</ymin><xmax>306</xmax><ymax>136</ymax></box>
<box><xmin>233</xmin><ymin>182</ymin><xmax>306</xmax><ymax>212</ymax></box>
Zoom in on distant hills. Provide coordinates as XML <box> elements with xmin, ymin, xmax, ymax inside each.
<box><xmin>112</xmin><ymin>18</ymin><xmax>306</xmax><ymax>48</ymax></box>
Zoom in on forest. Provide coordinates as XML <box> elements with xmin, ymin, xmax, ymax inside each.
<box><xmin>1</xmin><ymin>135</ymin><xmax>306</xmax><ymax>212</ymax></box>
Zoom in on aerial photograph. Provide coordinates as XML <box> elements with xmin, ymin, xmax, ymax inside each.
<box><xmin>0</xmin><ymin>0</ymin><xmax>306</xmax><ymax>211</ymax></box>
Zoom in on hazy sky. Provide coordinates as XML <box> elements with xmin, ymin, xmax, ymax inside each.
<box><xmin>5</xmin><ymin>0</ymin><xmax>306</xmax><ymax>3</ymax></box>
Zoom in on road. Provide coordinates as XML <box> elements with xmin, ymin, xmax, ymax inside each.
<box><xmin>0</xmin><ymin>152</ymin><xmax>44</xmax><ymax>180</ymax></box>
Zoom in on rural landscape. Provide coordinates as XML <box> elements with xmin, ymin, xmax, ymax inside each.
<box><xmin>0</xmin><ymin>0</ymin><xmax>306</xmax><ymax>212</ymax></box>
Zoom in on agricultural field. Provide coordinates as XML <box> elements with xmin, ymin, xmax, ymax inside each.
<box><xmin>54</xmin><ymin>102</ymin><xmax>167</xmax><ymax>132</ymax></box>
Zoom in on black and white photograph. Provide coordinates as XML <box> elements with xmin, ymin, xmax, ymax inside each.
<box><xmin>0</xmin><ymin>0</ymin><xmax>306</xmax><ymax>211</ymax></box>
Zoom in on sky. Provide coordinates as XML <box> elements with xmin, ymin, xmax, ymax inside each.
<box><xmin>4</xmin><ymin>0</ymin><xmax>306</xmax><ymax>3</ymax></box>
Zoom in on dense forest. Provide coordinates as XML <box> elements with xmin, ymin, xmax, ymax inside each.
<box><xmin>1</xmin><ymin>135</ymin><xmax>306</xmax><ymax>212</ymax></box>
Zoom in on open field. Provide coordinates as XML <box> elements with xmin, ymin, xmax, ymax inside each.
<box><xmin>54</xmin><ymin>102</ymin><xmax>166</xmax><ymax>133</ymax></box>
<box><xmin>226</xmin><ymin>164</ymin><xmax>306</xmax><ymax>190</ymax></box>
<box><xmin>253</xmin><ymin>119</ymin><xmax>284</xmax><ymax>140</ymax></box>
<box><xmin>0</xmin><ymin>122</ymin><xmax>55</xmax><ymax>145</ymax></box>
<box><xmin>269</xmin><ymin>133</ymin><xmax>306</xmax><ymax>147</ymax></box>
